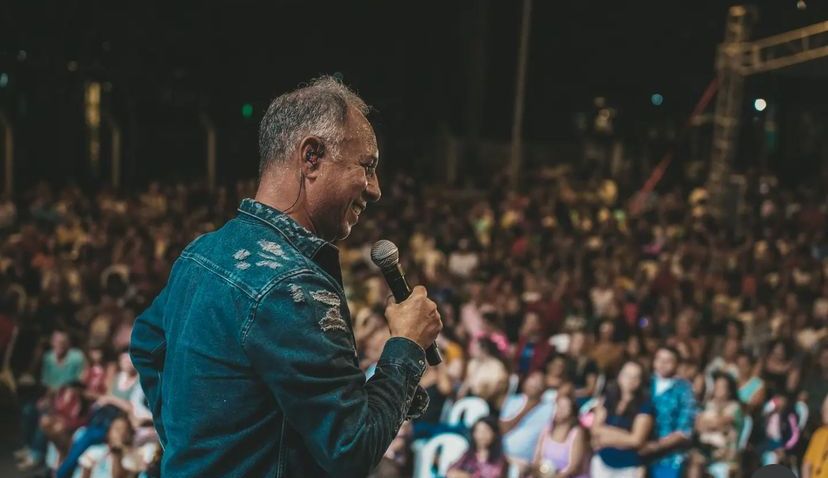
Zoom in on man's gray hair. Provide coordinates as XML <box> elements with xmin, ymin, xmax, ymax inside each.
<box><xmin>258</xmin><ymin>76</ymin><xmax>369</xmax><ymax>176</ymax></box>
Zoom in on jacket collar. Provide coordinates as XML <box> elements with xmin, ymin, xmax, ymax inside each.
<box><xmin>237</xmin><ymin>198</ymin><xmax>342</xmax><ymax>285</ymax></box>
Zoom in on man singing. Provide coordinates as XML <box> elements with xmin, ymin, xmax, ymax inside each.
<box><xmin>130</xmin><ymin>77</ymin><xmax>442</xmax><ymax>477</ymax></box>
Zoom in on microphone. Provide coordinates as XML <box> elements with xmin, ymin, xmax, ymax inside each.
<box><xmin>371</xmin><ymin>240</ymin><xmax>442</xmax><ymax>366</ymax></box>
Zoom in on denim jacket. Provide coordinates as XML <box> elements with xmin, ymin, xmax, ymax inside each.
<box><xmin>130</xmin><ymin>198</ymin><xmax>430</xmax><ymax>477</ymax></box>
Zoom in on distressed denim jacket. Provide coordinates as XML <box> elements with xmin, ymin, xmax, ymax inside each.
<box><xmin>130</xmin><ymin>198</ymin><xmax>429</xmax><ymax>478</ymax></box>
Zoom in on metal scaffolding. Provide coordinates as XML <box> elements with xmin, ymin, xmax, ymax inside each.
<box><xmin>708</xmin><ymin>6</ymin><xmax>828</xmax><ymax>213</ymax></box>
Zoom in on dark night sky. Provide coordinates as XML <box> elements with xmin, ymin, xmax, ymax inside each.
<box><xmin>1</xmin><ymin>0</ymin><xmax>827</xmax><ymax>188</ymax></box>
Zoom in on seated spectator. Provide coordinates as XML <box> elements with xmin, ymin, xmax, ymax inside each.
<box><xmin>686</xmin><ymin>372</ymin><xmax>743</xmax><ymax>478</ymax></box>
<box><xmin>500</xmin><ymin>371</ymin><xmax>556</xmax><ymax>466</ymax></box>
<box><xmin>565</xmin><ymin>330</ymin><xmax>599</xmax><ymax>402</ymax></box>
<box><xmin>761</xmin><ymin>339</ymin><xmax>801</xmax><ymax>398</ymax></box>
<box><xmin>802</xmin><ymin>394</ymin><xmax>828</xmax><ymax>478</ymax></box>
<box><xmin>77</xmin><ymin>415</ymin><xmax>145</xmax><ymax>478</ymax></box>
<box><xmin>758</xmin><ymin>392</ymin><xmax>802</xmax><ymax>466</ymax></box>
<box><xmin>642</xmin><ymin>346</ymin><xmax>697</xmax><ymax>478</ymax></box>
<box><xmin>459</xmin><ymin>338</ymin><xmax>510</xmax><ymax>408</ymax></box>
<box><xmin>39</xmin><ymin>381</ymin><xmax>88</xmax><ymax>466</ymax></box>
<box><xmin>513</xmin><ymin>312</ymin><xmax>553</xmax><ymax>379</ymax></box>
<box><xmin>678</xmin><ymin>358</ymin><xmax>706</xmax><ymax>402</ymax></box>
<box><xmin>56</xmin><ymin>350</ymin><xmax>152</xmax><ymax>478</ymax></box>
<box><xmin>447</xmin><ymin>416</ymin><xmax>507</xmax><ymax>478</ymax></box>
<box><xmin>590</xmin><ymin>360</ymin><xmax>654</xmax><ymax>477</ymax></box>
<box><xmin>735</xmin><ymin>349</ymin><xmax>766</xmax><ymax>413</ymax></box>
<box><xmin>17</xmin><ymin>330</ymin><xmax>87</xmax><ymax>470</ymax></box>
<box><xmin>411</xmin><ymin>361</ymin><xmax>455</xmax><ymax>440</ymax></box>
<box><xmin>704</xmin><ymin>337</ymin><xmax>741</xmax><ymax>383</ymax></box>
<box><xmin>531</xmin><ymin>393</ymin><xmax>589</xmax><ymax>478</ymax></box>
<box><xmin>543</xmin><ymin>354</ymin><xmax>570</xmax><ymax>394</ymax></box>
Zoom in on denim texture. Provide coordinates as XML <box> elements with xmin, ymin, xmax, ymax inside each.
<box><xmin>130</xmin><ymin>198</ymin><xmax>429</xmax><ymax>477</ymax></box>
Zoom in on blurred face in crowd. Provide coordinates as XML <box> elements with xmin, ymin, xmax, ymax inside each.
<box><xmin>712</xmin><ymin>376</ymin><xmax>731</xmax><ymax>401</ymax></box>
<box><xmin>523</xmin><ymin>371</ymin><xmax>545</xmax><ymax>399</ymax></box>
<box><xmin>598</xmin><ymin>321</ymin><xmax>615</xmax><ymax>342</ymax></box>
<box><xmin>736</xmin><ymin>353</ymin><xmax>754</xmax><ymax>378</ymax></box>
<box><xmin>653</xmin><ymin>348</ymin><xmax>679</xmax><ymax>378</ymax></box>
<box><xmin>306</xmin><ymin>108</ymin><xmax>381</xmax><ymax>241</ymax></box>
<box><xmin>88</xmin><ymin>348</ymin><xmax>104</xmax><ymax>365</ymax></box>
<box><xmin>119</xmin><ymin>352</ymin><xmax>136</xmax><ymax>375</ymax></box>
<box><xmin>626</xmin><ymin>335</ymin><xmax>642</xmax><ymax>357</ymax></box>
<box><xmin>618</xmin><ymin>361</ymin><xmax>643</xmax><ymax>396</ymax></box>
<box><xmin>569</xmin><ymin>331</ymin><xmax>587</xmax><ymax>355</ymax></box>
<box><xmin>520</xmin><ymin>312</ymin><xmax>542</xmax><ymax>339</ymax></box>
<box><xmin>107</xmin><ymin>417</ymin><xmax>133</xmax><ymax>447</ymax></box>
<box><xmin>769</xmin><ymin>342</ymin><xmax>788</xmax><ymax>362</ymax></box>
<box><xmin>723</xmin><ymin>338</ymin><xmax>740</xmax><ymax>361</ymax></box>
<box><xmin>472</xmin><ymin>420</ymin><xmax>496</xmax><ymax>451</ymax></box>
<box><xmin>51</xmin><ymin>331</ymin><xmax>70</xmax><ymax>358</ymax></box>
<box><xmin>545</xmin><ymin>356</ymin><xmax>567</xmax><ymax>385</ymax></box>
<box><xmin>554</xmin><ymin>395</ymin><xmax>576</xmax><ymax>424</ymax></box>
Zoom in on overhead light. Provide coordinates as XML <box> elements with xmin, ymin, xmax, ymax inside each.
<box><xmin>651</xmin><ymin>93</ymin><xmax>664</xmax><ymax>107</ymax></box>
<box><xmin>754</xmin><ymin>98</ymin><xmax>767</xmax><ymax>112</ymax></box>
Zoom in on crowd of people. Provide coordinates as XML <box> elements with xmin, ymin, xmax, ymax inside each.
<box><xmin>0</xmin><ymin>164</ymin><xmax>826</xmax><ymax>478</ymax></box>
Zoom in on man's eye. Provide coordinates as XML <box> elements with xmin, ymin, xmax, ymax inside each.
<box><xmin>364</xmin><ymin>164</ymin><xmax>376</xmax><ymax>175</ymax></box>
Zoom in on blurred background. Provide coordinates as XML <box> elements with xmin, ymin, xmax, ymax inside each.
<box><xmin>1</xmin><ymin>1</ymin><xmax>828</xmax><ymax>477</ymax></box>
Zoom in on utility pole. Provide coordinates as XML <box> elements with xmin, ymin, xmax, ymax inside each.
<box><xmin>509</xmin><ymin>0</ymin><xmax>533</xmax><ymax>191</ymax></box>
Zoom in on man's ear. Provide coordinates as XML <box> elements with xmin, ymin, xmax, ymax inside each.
<box><xmin>299</xmin><ymin>136</ymin><xmax>325</xmax><ymax>179</ymax></box>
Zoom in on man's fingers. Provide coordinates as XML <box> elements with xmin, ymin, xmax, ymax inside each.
<box><xmin>411</xmin><ymin>285</ymin><xmax>427</xmax><ymax>296</ymax></box>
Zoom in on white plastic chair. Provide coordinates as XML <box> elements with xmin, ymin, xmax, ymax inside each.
<box><xmin>447</xmin><ymin>397</ymin><xmax>490</xmax><ymax>428</ymax></box>
<box><xmin>412</xmin><ymin>432</ymin><xmax>469</xmax><ymax>478</ymax></box>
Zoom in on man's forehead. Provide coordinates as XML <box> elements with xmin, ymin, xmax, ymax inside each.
<box><xmin>345</xmin><ymin>108</ymin><xmax>378</xmax><ymax>156</ymax></box>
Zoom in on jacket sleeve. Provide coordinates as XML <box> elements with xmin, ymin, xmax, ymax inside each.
<box><xmin>129</xmin><ymin>284</ymin><xmax>170</xmax><ymax>446</ymax></box>
<box><xmin>241</xmin><ymin>272</ymin><xmax>427</xmax><ymax>477</ymax></box>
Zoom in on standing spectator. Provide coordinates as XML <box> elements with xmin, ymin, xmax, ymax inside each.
<box><xmin>531</xmin><ymin>394</ymin><xmax>589</xmax><ymax>478</ymax></box>
<box><xmin>642</xmin><ymin>346</ymin><xmax>697</xmax><ymax>478</ymax></box>
<box><xmin>590</xmin><ymin>360</ymin><xmax>654</xmax><ymax>477</ymax></box>
<box><xmin>591</xmin><ymin>321</ymin><xmax>624</xmax><ymax>376</ymax></box>
<box><xmin>447</xmin><ymin>417</ymin><xmax>507</xmax><ymax>478</ymax></box>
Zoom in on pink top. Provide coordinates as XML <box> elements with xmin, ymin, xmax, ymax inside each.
<box><xmin>537</xmin><ymin>427</ymin><xmax>589</xmax><ymax>478</ymax></box>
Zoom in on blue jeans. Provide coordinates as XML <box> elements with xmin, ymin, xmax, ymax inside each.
<box><xmin>55</xmin><ymin>424</ymin><xmax>108</xmax><ymax>478</ymax></box>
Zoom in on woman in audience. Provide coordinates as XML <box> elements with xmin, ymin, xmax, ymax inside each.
<box><xmin>735</xmin><ymin>350</ymin><xmax>766</xmax><ymax>413</ymax></box>
<box><xmin>458</xmin><ymin>338</ymin><xmax>510</xmax><ymax>409</ymax></box>
<box><xmin>447</xmin><ymin>416</ymin><xmax>507</xmax><ymax>478</ymax></box>
<box><xmin>531</xmin><ymin>394</ymin><xmax>589</xmax><ymax>478</ymax></box>
<box><xmin>78</xmin><ymin>415</ymin><xmax>145</xmax><ymax>478</ymax></box>
<box><xmin>686</xmin><ymin>372</ymin><xmax>743</xmax><ymax>478</ymax></box>
<box><xmin>590</xmin><ymin>360</ymin><xmax>653</xmax><ymax>477</ymax></box>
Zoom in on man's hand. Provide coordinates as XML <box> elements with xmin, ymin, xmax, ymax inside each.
<box><xmin>385</xmin><ymin>285</ymin><xmax>442</xmax><ymax>350</ymax></box>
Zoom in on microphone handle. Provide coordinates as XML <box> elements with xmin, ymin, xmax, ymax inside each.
<box><xmin>385</xmin><ymin>264</ymin><xmax>442</xmax><ymax>366</ymax></box>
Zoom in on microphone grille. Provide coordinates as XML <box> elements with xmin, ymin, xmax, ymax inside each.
<box><xmin>371</xmin><ymin>240</ymin><xmax>399</xmax><ymax>269</ymax></box>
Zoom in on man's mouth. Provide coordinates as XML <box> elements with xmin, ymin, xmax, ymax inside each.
<box><xmin>351</xmin><ymin>202</ymin><xmax>366</xmax><ymax>216</ymax></box>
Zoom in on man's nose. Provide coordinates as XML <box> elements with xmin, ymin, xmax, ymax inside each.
<box><xmin>365</xmin><ymin>175</ymin><xmax>381</xmax><ymax>203</ymax></box>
